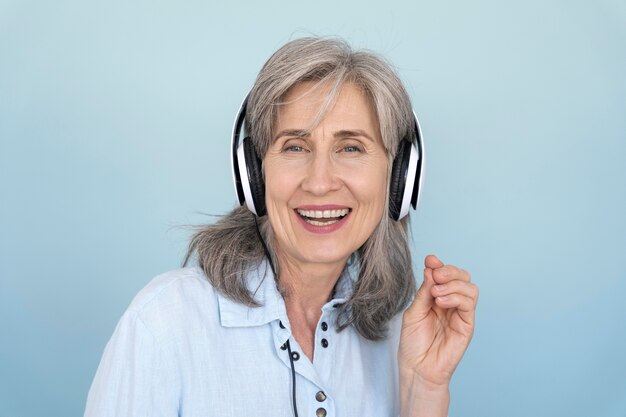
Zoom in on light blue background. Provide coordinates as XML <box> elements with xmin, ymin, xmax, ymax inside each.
<box><xmin>1</xmin><ymin>0</ymin><xmax>625</xmax><ymax>416</ymax></box>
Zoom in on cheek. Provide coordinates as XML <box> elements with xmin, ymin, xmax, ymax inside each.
<box><xmin>264</xmin><ymin>162</ymin><xmax>285</xmax><ymax>198</ymax></box>
<box><xmin>351</xmin><ymin>165</ymin><xmax>389</xmax><ymax>215</ymax></box>
<box><xmin>264</xmin><ymin>163</ymin><xmax>300</xmax><ymax>214</ymax></box>
<box><xmin>368</xmin><ymin>160</ymin><xmax>389</xmax><ymax>198</ymax></box>
<box><xmin>372</xmin><ymin>177</ymin><xmax>389</xmax><ymax>215</ymax></box>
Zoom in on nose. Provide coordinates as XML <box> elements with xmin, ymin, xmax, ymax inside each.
<box><xmin>300</xmin><ymin>152</ymin><xmax>341</xmax><ymax>196</ymax></box>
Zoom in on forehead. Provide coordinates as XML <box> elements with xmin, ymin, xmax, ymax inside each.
<box><xmin>274</xmin><ymin>81</ymin><xmax>380</xmax><ymax>139</ymax></box>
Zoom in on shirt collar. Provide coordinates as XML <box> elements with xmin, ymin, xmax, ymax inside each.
<box><xmin>217</xmin><ymin>255</ymin><xmax>359</xmax><ymax>328</ymax></box>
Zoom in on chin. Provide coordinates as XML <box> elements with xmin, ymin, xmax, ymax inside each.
<box><xmin>301</xmin><ymin>246</ymin><xmax>353</xmax><ymax>266</ymax></box>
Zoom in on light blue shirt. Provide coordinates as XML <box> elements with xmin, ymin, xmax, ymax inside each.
<box><xmin>85</xmin><ymin>261</ymin><xmax>402</xmax><ymax>416</ymax></box>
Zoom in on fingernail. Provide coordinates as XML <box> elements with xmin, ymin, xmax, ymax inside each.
<box><xmin>433</xmin><ymin>284</ymin><xmax>445</xmax><ymax>292</ymax></box>
<box><xmin>438</xmin><ymin>267</ymin><xmax>449</xmax><ymax>276</ymax></box>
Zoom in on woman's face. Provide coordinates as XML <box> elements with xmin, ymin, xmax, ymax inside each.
<box><xmin>263</xmin><ymin>81</ymin><xmax>388</xmax><ymax>271</ymax></box>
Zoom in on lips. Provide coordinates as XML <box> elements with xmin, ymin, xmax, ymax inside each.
<box><xmin>294</xmin><ymin>205</ymin><xmax>352</xmax><ymax>232</ymax></box>
<box><xmin>296</xmin><ymin>208</ymin><xmax>350</xmax><ymax>225</ymax></box>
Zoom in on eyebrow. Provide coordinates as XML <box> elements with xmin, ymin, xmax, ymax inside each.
<box><xmin>274</xmin><ymin>129</ymin><xmax>310</xmax><ymax>141</ymax></box>
<box><xmin>274</xmin><ymin>129</ymin><xmax>375</xmax><ymax>142</ymax></box>
<box><xmin>334</xmin><ymin>129</ymin><xmax>375</xmax><ymax>142</ymax></box>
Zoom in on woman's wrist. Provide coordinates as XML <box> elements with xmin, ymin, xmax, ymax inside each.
<box><xmin>399</xmin><ymin>370</ymin><xmax>450</xmax><ymax>417</ymax></box>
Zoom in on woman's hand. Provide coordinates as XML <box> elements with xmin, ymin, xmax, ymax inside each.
<box><xmin>398</xmin><ymin>255</ymin><xmax>478</xmax><ymax>416</ymax></box>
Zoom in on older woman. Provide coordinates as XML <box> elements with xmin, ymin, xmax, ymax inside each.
<box><xmin>85</xmin><ymin>37</ymin><xmax>478</xmax><ymax>417</ymax></box>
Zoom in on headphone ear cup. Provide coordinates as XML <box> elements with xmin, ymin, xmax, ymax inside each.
<box><xmin>389</xmin><ymin>140</ymin><xmax>411</xmax><ymax>221</ymax></box>
<box><xmin>242</xmin><ymin>137</ymin><xmax>266</xmax><ymax>216</ymax></box>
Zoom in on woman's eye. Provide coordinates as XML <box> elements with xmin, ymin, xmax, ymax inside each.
<box><xmin>342</xmin><ymin>145</ymin><xmax>363</xmax><ymax>153</ymax></box>
<box><xmin>284</xmin><ymin>145</ymin><xmax>306</xmax><ymax>152</ymax></box>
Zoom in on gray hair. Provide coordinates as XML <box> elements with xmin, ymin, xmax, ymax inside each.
<box><xmin>184</xmin><ymin>37</ymin><xmax>417</xmax><ymax>340</ymax></box>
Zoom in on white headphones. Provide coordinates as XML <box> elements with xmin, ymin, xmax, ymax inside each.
<box><xmin>231</xmin><ymin>94</ymin><xmax>425</xmax><ymax>220</ymax></box>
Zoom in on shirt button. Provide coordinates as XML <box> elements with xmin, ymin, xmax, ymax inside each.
<box><xmin>321</xmin><ymin>322</ymin><xmax>328</xmax><ymax>331</ymax></box>
<box><xmin>321</xmin><ymin>338</ymin><xmax>329</xmax><ymax>348</ymax></box>
<box><xmin>279</xmin><ymin>321</ymin><xmax>285</xmax><ymax>329</ymax></box>
<box><xmin>315</xmin><ymin>391</ymin><xmax>327</xmax><ymax>402</ymax></box>
<box><xmin>280</xmin><ymin>343</ymin><xmax>287</xmax><ymax>350</ymax></box>
<box><xmin>316</xmin><ymin>407</ymin><xmax>327</xmax><ymax>417</ymax></box>
<box><xmin>291</xmin><ymin>351</ymin><xmax>300</xmax><ymax>361</ymax></box>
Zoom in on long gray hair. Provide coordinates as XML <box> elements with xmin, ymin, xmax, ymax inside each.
<box><xmin>184</xmin><ymin>37</ymin><xmax>417</xmax><ymax>340</ymax></box>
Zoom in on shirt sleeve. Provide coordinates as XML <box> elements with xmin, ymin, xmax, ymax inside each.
<box><xmin>84</xmin><ymin>310</ymin><xmax>179</xmax><ymax>417</ymax></box>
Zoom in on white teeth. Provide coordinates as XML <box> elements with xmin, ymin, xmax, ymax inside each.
<box><xmin>308</xmin><ymin>219</ymin><xmax>340</xmax><ymax>226</ymax></box>
<box><xmin>296</xmin><ymin>208</ymin><xmax>350</xmax><ymax>219</ymax></box>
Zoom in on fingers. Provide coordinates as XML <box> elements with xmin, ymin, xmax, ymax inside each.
<box><xmin>414</xmin><ymin>255</ymin><xmax>479</xmax><ymax>326</ymax></box>
<box><xmin>431</xmin><ymin>274</ymin><xmax>478</xmax><ymax>326</ymax></box>
<box><xmin>425</xmin><ymin>255</ymin><xmax>471</xmax><ymax>284</ymax></box>
<box><xmin>431</xmin><ymin>280</ymin><xmax>479</xmax><ymax>301</ymax></box>
<box><xmin>406</xmin><ymin>266</ymin><xmax>436</xmax><ymax>318</ymax></box>
<box><xmin>424</xmin><ymin>254</ymin><xmax>444</xmax><ymax>270</ymax></box>
<box><xmin>434</xmin><ymin>293</ymin><xmax>476</xmax><ymax>325</ymax></box>
<box><xmin>432</xmin><ymin>264</ymin><xmax>471</xmax><ymax>285</ymax></box>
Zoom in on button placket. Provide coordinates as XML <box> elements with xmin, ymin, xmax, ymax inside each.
<box><xmin>274</xmin><ymin>319</ymin><xmax>324</xmax><ymax>386</ymax></box>
<box><xmin>313</xmin><ymin>389</ymin><xmax>335</xmax><ymax>417</ymax></box>
<box><xmin>316</xmin><ymin>313</ymin><xmax>333</xmax><ymax>353</ymax></box>
<box><xmin>313</xmin><ymin>311</ymin><xmax>339</xmax><ymax>388</ymax></box>
<box><xmin>315</xmin><ymin>390</ymin><xmax>327</xmax><ymax>402</ymax></box>
<box><xmin>273</xmin><ymin>320</ymin><xmax>292</xmax><ymax>367</ymax></box>
<box><xmin>319</xmin><ymin>319</ymin><xmax>330</xmax><ymax>349</ymax></box>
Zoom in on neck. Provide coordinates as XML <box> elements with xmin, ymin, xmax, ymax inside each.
<box><xmin>275</xmin><ymin>250</ymin><xmax>349</xmax><ymax>361</ymax></box>
<box><xmin>278</xmin><ymin>256</ymin><xmax>346</xmax><ymax>314</ymax></box>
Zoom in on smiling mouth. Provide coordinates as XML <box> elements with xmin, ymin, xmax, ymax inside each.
<box><xmin>295</xmin><ymin>208</ymin><xmax>351</xmax><ymax>226</ymax></box>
